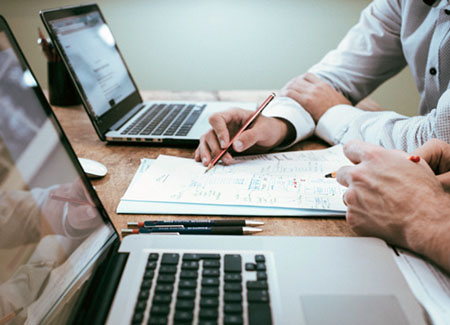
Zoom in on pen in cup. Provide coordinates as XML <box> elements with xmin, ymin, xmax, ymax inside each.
<box><xmin>205</xmin><ymin>93</ymin><xmax>276</xmax><ymax>174</ymax></box>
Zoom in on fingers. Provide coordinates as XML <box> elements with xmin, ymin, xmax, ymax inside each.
<box><xmin>437</xmin><ymin>171</ymin><xmax>450</xmax><ymax>192</ymax></box>
<box><xmin>336</xmin><ymin>165</ymin><xmax>353</xmax><ymax>187</ymax></box>
<box><xmin>411</xmin><ymin>138</ymin><xmax>450</xmax><ymax>174</ymax></box>
<box><xmin>209</xmin><ymin>113</ymin><xmax>232</xmax><ymax>149</ymax></box>
<box><xmin>342</xmin><ymin>140</ymin><xmax>382</xmax><ymax>164</ymax></box>
<box><xmin>195</xmin><ymin>130</ymin><xmax>233</xmax><ymax>166</ymax></box>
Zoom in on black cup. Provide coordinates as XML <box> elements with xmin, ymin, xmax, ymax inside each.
<box><xmin>48</xmin><ymin>61</ymin><xmax>81</xmax><ymax>107</ymax></box>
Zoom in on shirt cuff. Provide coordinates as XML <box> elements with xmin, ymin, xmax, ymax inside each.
<box><xmin>262</xmin><ymin>96</ymin><xmax>315</xmax><ymax>149</ymax></box>
<box><xmin>315</xmin><ymin>104</ymin><xmax>366</xmax><ymax>145</ymax></box>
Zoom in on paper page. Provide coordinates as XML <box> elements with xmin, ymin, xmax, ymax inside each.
<box><xmin>121</xmin><ymin>146</ymin><xmax>349</xmax><ymax>211</ymax></box>
<box><xmin>394</xmin><ymin>249</ymin><xmax>450</xmax><ymax>324</ymax></box>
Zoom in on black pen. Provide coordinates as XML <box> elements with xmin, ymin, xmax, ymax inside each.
<box><xmin>127</xmin><ymin>220</ymin><xmax>264</xmax><ymax>228</ymax></box>
<box><xmin>122</xmin><ymin>226</ymin><xmax>262</xmax><ymax>235</ymax></box>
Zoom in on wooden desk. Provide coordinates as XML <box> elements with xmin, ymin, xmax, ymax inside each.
<box><xmin>51</xmin><ymin>90</ymin><xmax>356</xmax><ymax>237</ymax></box>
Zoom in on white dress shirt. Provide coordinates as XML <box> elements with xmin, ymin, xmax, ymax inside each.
<box><xmin>264</xmin><ymin>0</ymin><xmax>450</xmax><ymax>152</ymax></box>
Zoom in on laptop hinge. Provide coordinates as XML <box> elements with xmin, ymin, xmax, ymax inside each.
<box><xmin>70</xmin><ymin>241</ymin><xmax>129</xmax><ymax>325</ymax></box>
<box><xmin>110</xmin><ymin>103</ymin><xmax>145</xmax><ymax>131</ymax></box>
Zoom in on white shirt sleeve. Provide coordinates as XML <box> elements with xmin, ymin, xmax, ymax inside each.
<box><xmin>262</xmin><ymin>96</ymin><xmax>315</xmax><ymax>149</ymax></box>
<box><xmin>316</xmin><ymin>89</ymin><xmax>450</xmax><ymax>152</ymax></box>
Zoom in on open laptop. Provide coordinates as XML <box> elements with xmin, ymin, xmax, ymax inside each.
<box><xmin>0</xmin><ymin>16</ymin><xmax>427</xmax><ymax>325</ymax></box>
<box><xmin>40</xmin><ymin>3</ymin><xmax>255</xmax><ymax>145</ymax></box>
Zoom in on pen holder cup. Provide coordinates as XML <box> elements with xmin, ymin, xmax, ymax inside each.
<box><xmin>48</xmin><ymin>61</ymin><xmax>81</xmax><ymax>107</ymax></box>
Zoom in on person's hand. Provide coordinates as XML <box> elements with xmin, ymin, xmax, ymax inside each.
<box><xmin>41</xmin><ymin>178</ymin><xmax>102</xmax><ymax>238</ymax></box>
<box><xmin>336</xmin><ymin>140</ymin><xmax>450</xmax><ymax>272</ymax></box>
<box><xmin>280</xmin><ymin>73</ymin><xmax>351</xmax><ymax>122</ymax></box>
<box><xmin>411</xmin><ymin>138</ymin><xmax>450</xmax><ymax>192</ymax></box>
<box><xmin>194</xmin><ymin>108</ymin><xmax>293</xmax><ymax>166</ymax></box>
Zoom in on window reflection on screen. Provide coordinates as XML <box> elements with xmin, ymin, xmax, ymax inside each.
<box><xmin>0</xmin><ymin>31</ymin><xmax>114</xmax><ymax>325</ymax></box>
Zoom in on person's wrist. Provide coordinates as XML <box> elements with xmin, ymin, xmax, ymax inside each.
<box><xmin>273</xmin><ymin>117</ymin><xmax>295</xmax><ymax>147</ymax></box>
<box><xmin>405</xmin><ymin>191</ymin><xmax>450</xmax><ymax>271</ymax></box>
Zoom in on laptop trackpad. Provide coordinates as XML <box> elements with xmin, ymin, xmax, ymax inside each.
<box><xmin>300</xmin><ymin>295</ymin><xmax>408</xmax><ymax>325</ymax></box>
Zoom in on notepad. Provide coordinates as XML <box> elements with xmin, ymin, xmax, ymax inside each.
<box><xmin>118</xmin><ymin>145</ymin><xmax>351</xmax><ymax>216</ymax></box>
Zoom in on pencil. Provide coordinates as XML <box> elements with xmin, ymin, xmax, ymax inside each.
<box><xmin>204</xmin><ymin>93</ymin><xmax>276</xmax><ymax>173</ymax></box>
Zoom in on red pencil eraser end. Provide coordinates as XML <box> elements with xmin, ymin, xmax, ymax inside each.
<box><xmin>137</xmin><ymin>222</ymin><xmax>144</xmax><ymax>227</ymax></box>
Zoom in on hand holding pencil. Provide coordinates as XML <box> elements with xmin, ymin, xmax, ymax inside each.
<box><xmin>195</xmin><ymin>93</ymin><xmax>295</xmax><ymax>169</ymax></box>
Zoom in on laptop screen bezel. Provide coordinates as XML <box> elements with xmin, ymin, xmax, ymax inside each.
<box><xmin>40</xmin><ymin>3</ymin><xmax>144</xmax><ymax>140</ymax></box>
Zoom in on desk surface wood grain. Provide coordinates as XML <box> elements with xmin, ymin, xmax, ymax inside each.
<box><xmin>51</xmin><ymin>90</ymin><xmax>358</xmax><ymax>237</ymax></box>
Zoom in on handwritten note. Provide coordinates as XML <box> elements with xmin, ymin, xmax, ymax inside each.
<box><xmin>121</xmin><ymin>146</ymin><xmax>350</xmax><ymax>212</ymax></box>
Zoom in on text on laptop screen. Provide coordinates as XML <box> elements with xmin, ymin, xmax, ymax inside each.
<box><xmin>0</xmin><ymin>31</ymin><xmax>115</xmax><ymax>324</ymax></box>
<box><xmin>50</xmin><ymin>11</ymin><xmax>136</xmax><ymax>118</ymax></box>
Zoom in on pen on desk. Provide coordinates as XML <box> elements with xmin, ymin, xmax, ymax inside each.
<box><xmin>49</xmin><ymin>193</ymin><xmax>92</xmax><ymax>206</ymax></box>
<box><xmin>324</xmin><ymin>171</ymin><xmax>337</xmax><ymax>178</ymax></box>
<box><xmin>204</xmin><ymin>93</ymin><xmax>276</xmax><ymax>174</ymax></box>
<box><xmin>127</xmin><ymin>220</ymin><xmax>264</xmax><ymax>228</ymax></box>
<box><xmin>122</xmin><ymin>226</ymin><xmax>262</xmax><ymax>235</ymax></box>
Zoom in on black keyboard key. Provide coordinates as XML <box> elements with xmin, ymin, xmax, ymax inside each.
<box><xmin>174</xmin><ymin>310</ymin><xmax>193</xmax><ymax>322</ymax></box>
<box><xmin>180</xmin><ymin>270</ymin><xmax>198</xmax><ymax>279</ymax></box>
<box><xmin>179</xmin><ymin>279</ymin><xmax>197</xmax><ymax>289</ymax></box>
<box><xmin>155</xmin><ymin>284</ymin><xmax>174</xmax><ymax>294</ymax></box>
<box><xmin>245</xmin><ymin>263</ymin><xmax>256</xmax><ymax>271</ymax></box>
<box><xmin>201</xmin><ymin>287</ymin><xmax>219</xmax><ymax>297</ymax></box>
<box><xmin>143</xmin><ymin>269</ymin><xmax>155</xmax><ymax>279</ymax></box>
<box><xmin>134</xmin><ymin>300</ymin><xmax>147</xmax><ymax>311</ymax></box>
<box><xmin>224</xmin><ymin>274</ymin><xmax>242</xmax><ymax>282</ymax></box>
<box><xmin>255</xmin><ymin>255</ymin><xmax>266</xmax><ymax>263</ymax></box>
<box><xmin>146</xmin><ymin>261</ymin><xmax>157</xmax><ymax>270</ymax></box>
<box><xmin>153</xmin><ymin>294</ymin><xmax>171</xmax><ymax>304</ymax></box>
<box><xmin>161</xmin><ymin>253</ymin><xmax>179</xmax><ymax>265</ymax></box>
<box><xmin>131</xmin><ymin>312</ymin><xmax>144</xmax><ymax>324</ymax></box>
<box><xmin>224</xmin><ymin>282</ymin><xmax>242</xmax><ymax>292</ymax></box>
<box><xmin>204</xmin><ymin>260</ymin><xmax>220</xmax><ymax>268</ymax></box>
<box><xmin>176</xmin><ymin>299</ymin><xmax>195</xmax><ymax>310</ymax></box>
<box><xmin>183</xmin><ymin>253</ymin><xmax>200</xmax><ymax>261</ymax></box>
<box><xmin>199</xmin><ymin>308</ymin><xmax>218</xmax><ymax>320</ymax></box>
<box><xmin>224</xmin><ymin>292</ymin><xmax>242</xmax><ymax>303</ymax></box>
<box><xmin>247</xmin><ymin>281</ymin><xmax>268</xmax><ymax>290</ymax></box>
<box><xmin>148</xmin><ymin>253</ymin><xmax>159</xmax><ymax>261</ymax></box>
<box><xmin>199</xmin><ymin>254</ymin><xmax>221</xmax><ymax>260</ymax></box>
<box><xmin>200</xmin><ymin>297</ymin><xmax>219</xmax><ymax>308</ymax></box>
<box><xmin>141</xmin><ymin>279</ymin><xmax>152</xmax><ymax>290</ymax></box>
<box><xmin>177</xmin><ymin>289</ymin><xmax>196</xmax><ymax>299</ymax></box>
<box><xmin>137</xmin><ymin>290</ymin><xmax>149</xmax><ymax>300</ymax></box>
<box><xmin>248</xmin><ymin>303</ymin><xmax>272</xmax><ymax>325</ymax></box>
<box><xmin>150</xmin><ymin>304</ymin><xmax>170</xmax><ymax>315</ymax></box>
<box><xmin>159</xmin><ymin>265</ymin><xmax>177</xmax><ymax>274</ymax></box>
<box><xmin>202</xmin><ymin>277</ymin><xmax>220</xmax><ymax>287</ymax></box>
<box><xmin>148</xmin><ymin>316</ymin><xmax>168</xmax><ymax>325</ymax></box>
<box><xmin>182</xmin><ymin>261</ymin><xmax>199</xmax><ymax>270</ymax></box>
<box><xmin>224</xmin><ymin>255</ymin><xmax>242</xmax><ymax>273</ymax></box>
<box><xmin>256</xmin><ymin>263</ymin><xmax>266</xmax><ymax>271</ymax></box>
<box><xmin>247</xmin><ymin>290</ymin><xmax>270</xmax><ymax>303</ymax></box>
<box><xmin>224</xmin><ymin>304</ymin><xmax>243</xmax><ymax>314</ymax></box>
<box><xmin>256</xmin><ymin>271</ymin><xmax>267</xmax><ymax>281</ymax></box>
<box><xmin>224</xmin><ymin>314</ymin><xmax>243</xmax><ymax>325</ymax></box>
<box><xmin>203</xmin><ymin>269</ymin><xmax>220</xmax><ymax>277</ymax></box>
<box><xmin>157</xmin><ymin>274</ymin><xmax>175</xmax><ymax>283</ymax></box>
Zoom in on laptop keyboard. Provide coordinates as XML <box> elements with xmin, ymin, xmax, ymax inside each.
<box><xmin>121</xmin><ymin>103</ymin><xmax>206</xmax><ymax>137</ymax></box>
<box><xmin>131</xmin><ymin>252</ymin><xmax>273</xmax><ymax>325</ymax></box>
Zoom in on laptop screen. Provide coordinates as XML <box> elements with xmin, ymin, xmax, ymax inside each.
<box><xmin>48</xmin><ymin>11</ymin><xmax>136</xmax><ymax>118</ymax></box>
<box><xmin>0</xmin><ymin>22</ymin><xmax>116</xmax><ymax>324</ymax></box>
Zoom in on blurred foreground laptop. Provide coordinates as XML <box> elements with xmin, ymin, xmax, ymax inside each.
<box><xmin>0</xmin><ymin>16</ymin><xmax>426</xmax><ymax>325</ymax></box>
<box><xmin>40</xmin><ymin>4</ymin><xmax>255</xmax><ymax>145</ymax></box>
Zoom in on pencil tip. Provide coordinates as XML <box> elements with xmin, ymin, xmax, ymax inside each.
<box><xmin>243</xmin><ymin>227</ymin><xmax>263</xmax><ymax>234</ymax></box>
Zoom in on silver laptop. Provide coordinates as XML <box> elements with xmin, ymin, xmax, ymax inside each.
<box><xmin>0</xmin><ymin>16</ymin><xmax>426</xmax><ymax>324</ymax></box>
<box><xmin>40</xmin><ymin>4</ymin><xmax>255</xmax><ymax>145</ymax></box>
